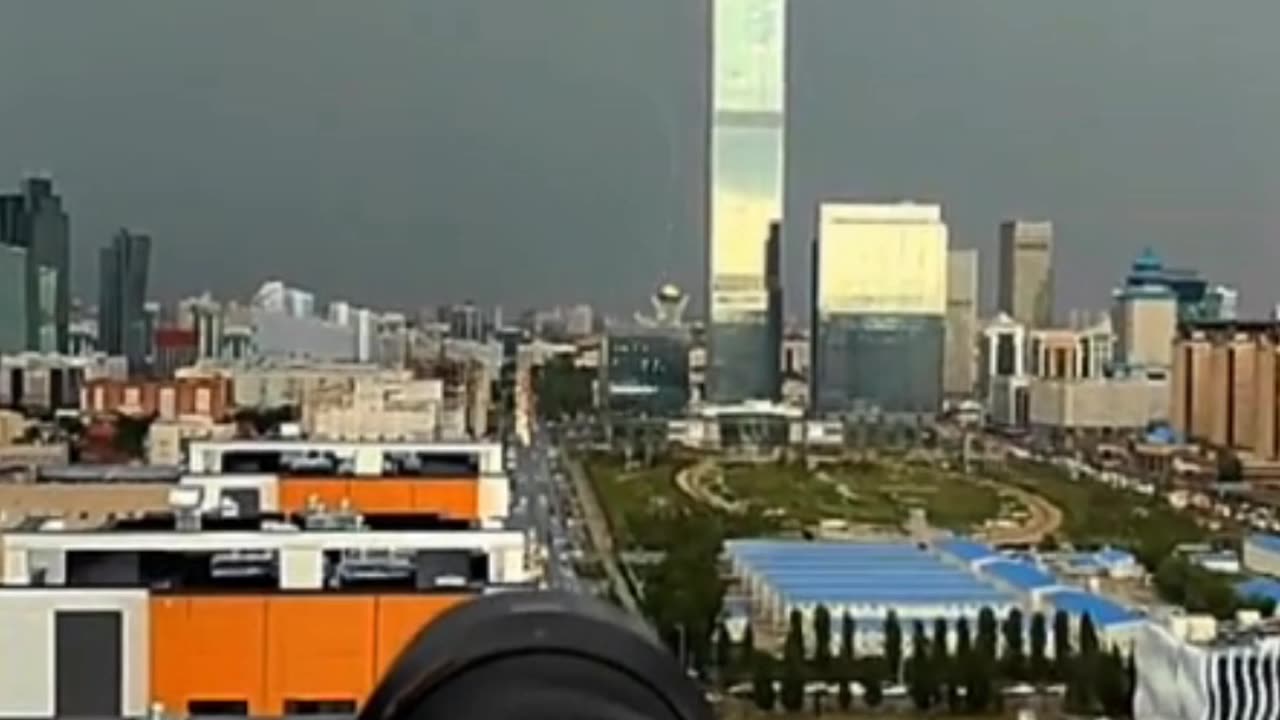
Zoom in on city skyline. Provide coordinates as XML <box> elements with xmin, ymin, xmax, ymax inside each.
<box><xmin>2</xmin><ymin>1</ymin><xmax>1278</xmax><ymax>317</ymax></box>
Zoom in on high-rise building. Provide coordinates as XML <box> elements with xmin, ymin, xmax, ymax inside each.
<box><xmin>810</xmin><ymin>202</ymin><xmax>948</xmax><ymax>416</ymax></box>
<box><xmin>0</xmin><ymin>244</ymin><xmax>27</xmax><ymax>353</ymax></box>
<box><xmin>1171</xmin><ymin>320</ymin><xmax>1280</xmax><ymax>462</ymax></box>
<box><xmin>997</xmin><ymin>220</ymin><xmax>1053</xmax><ymax>328</ymax></box>
<box><xmin>944</xmin><ymin>249</ymin><xmax>979</xmax><ymax>398</ymax></box>
<box><xmin>1112</xmin><ymin>251</ymin><xmax>1177</xmax><ymax>375</ymax></box>
<box><xmin>0</xmin><ymin>178</ymin><xmax>71</xmax><ymax>352</ymax></box>
<box><xmin>705</xmin><ymin>0</ymin><xmax>787</xmax><ymax>403</ymax></box>
<box><xmin>97</xmin><ymin>229</ymin><xmax>152</xmax><ymax>368</ymax></box>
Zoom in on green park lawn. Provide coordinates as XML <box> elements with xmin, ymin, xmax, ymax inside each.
<box><xmin>994</xmin><ymin>459</ymin><xmax>1210</xmax><ymax>560</ymax></box>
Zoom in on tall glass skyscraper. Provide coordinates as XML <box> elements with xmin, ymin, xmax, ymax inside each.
<box><xmin>98</xmin><ymin>229</ymin><xmax>152</xmax><ymax>369</ymax></box>
<box><xmin>811</xmin><ymin>203</ymin><xmax>949</xmax><ymax>417</ymax></box>
<box><xmin>705</xmin><ymin>0</ymin><xmax>786</xmax><ymax>403</ymax></box>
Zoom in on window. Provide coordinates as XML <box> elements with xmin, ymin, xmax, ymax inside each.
<box><xmin>284</xmin><ymin>700</ymin><xmax>357</xmax><ymax>715</ymax></box>
<box><xmin>187</xmin><ymin>700</ymin><xmax>248</xmax><ymax>716</ymax></box>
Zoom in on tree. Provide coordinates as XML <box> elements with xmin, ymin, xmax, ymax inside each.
<box><xmin>753</xmin><ymin>654</ymin><xmax>776</xmax><ymax>711</ymax></box>
<box><xmin>1029</xmin><ymin>611</ymin><xmax>1049</xmax><ymax>684</ymax></box>
<box><xmin>813</xmin><ymin>605</ymin><xmax>833</xmax><ymax>678</ymax></box>
<box><xmin>1002</xmin><ymin>608</ymin><xmax>1027</xmax><ymax>681</ymax></box>
<box><xmin>1125</xmin><ymin>648</ymin><xmax>1138</xmax><ymax>714</ymax></box>
<box><xmin>977</xmin><ymin>606</ymin><xmax>998</xmax><ymax>663</ymax></box>
<box><xmin>861</xmin><ymin>661</ymin><xmax>884</xmax><ymax>709</ymax></box>
<box><xmin>884</xmin><ymin>610</ymin><xmax>903</xmax><ymax>683</ymax></box>
<box><xmin>1052</xmin><ymin>610</ymin><xmax>1072</xmax><ymax>682</ymax></box>
<box><xmin>951</xmin><ymin>618</ymin><xmax>972</xmax><ymax>714</ymax></box>
<box><xmin>931</xmin><ymin>617</ymin><xmax>950</xmax><ymax>698</ymax></box>
<box><xmin>1098</xmin><ymin>645</ymin><xmax>1131</xmax><ymax>717</ymax></box>
<box><xmin>713</xmin><ymin>622</ymin><xmax>733</xmax><ymax>687</ymax></box>
<box><xmin>837</xmin><ymin>613</ymin><xmax>855</xmax><ymax>711</ymax></box>
<box><xmin>112</xmin><ymin>412</ymin><xmax>155</xmax><ymax>459</ymax></box>
<box><xmin>907</xmin><ymin>621</ymin><xmax>935</xmax><ymax>710</ymax></box>
<box><xmin>780</xmin><ymin>610</ymin><xmax>806</xmax><ymax>712</ymax></box>
<box><xmin>1066</xmin><ymin>614</ymin><xmax>1101</xmax><ymax>714</ymax></box>
<box><xmin>1217</xmin><ymin>449</ymin><xmax>1244</xmax><ymax>485</ymax></box>
<box><xmin>1037</xmin><ymin>533</ymin><xmax>1061</xmax><ymax>552</ymax></box>
<box><xmin>739</xmin><ymin>622</ymin><xmax>756</xmax><ymax>678</ymax></box>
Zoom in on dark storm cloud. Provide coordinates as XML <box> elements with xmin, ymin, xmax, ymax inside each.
<box><xmin>1</xmin><ymin>0</ymin><xmax>1277</xmax><ymax>317</ymax></box>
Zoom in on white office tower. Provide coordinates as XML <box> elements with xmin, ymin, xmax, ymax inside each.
<box><xmin>1135</xmin><ymin>617</ymin><xmax>1280</xmax><ymax>720</ymax></box>
<box><xmin>706</xmin><ymin>0</ymin><xmax>786</xmax><ymax>403</ymax></box>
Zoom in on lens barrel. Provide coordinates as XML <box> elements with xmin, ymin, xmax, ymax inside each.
<box><xmin>358</xmin><ymin>590</ymin><xmax>713</xmax><ymax>720</ymax></box>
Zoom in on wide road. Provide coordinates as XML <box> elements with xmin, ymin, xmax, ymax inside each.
<box><xmin>509</xmin><ymin>424</ymin><xmax>585</xmax><ymax>593</ymax></box>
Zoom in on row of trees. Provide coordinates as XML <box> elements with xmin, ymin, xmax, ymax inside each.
<box><xmin>712</xmin><ymin>606</ymin><xmax>1135</xmax><ymax>717</ymax></box>
<box><xmin>1155</xmin><ymin>554</ymin><xmax>1276</xmax><ymax>619</ymax></box>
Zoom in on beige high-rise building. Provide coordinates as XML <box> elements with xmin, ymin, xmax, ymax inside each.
<box><xmin>998</xmin><ymin>220</ymin><xmax>1054</xmax><ymax>327</ymax></box>
<box><xmin>1171</xmin><ymin>322</ymin><xmax>1280</xmax><ymax>461</ymax></box>
<box><xmin>944</xmin><ymin>249</ymin><xmax>979</xmax><ymax>397</ymax></box>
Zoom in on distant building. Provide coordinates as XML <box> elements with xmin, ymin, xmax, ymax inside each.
<box><xmin>0</xmin><ymin>177</ymin><xmax>71</xmax><ymax>352</ymax></box>
<box><xmin>811</xmin><ymin>202</ymin><xmax>947</xmax><ymax>417</ymax></box>
<box><xmin>997</xmin><ymin>220</ymin><xmax>1053</xmax><ymax>328</ymax></box>
<box><xmin>179</xmin><ymin>293</ymin><xmax>224</xmax><ymax>360</ymax></box>
<box><xmin>564</xmin><ymin>304</ymin><xmax>595</xmax><ymax>339</ymax></box>
<box><xmin>980</xmin><ymin>313</ymin><xmax>1028</xmax><ymax>426</ymax></box>
<box><xmin>302</xmin><ymin>376</ymin><xmax>444</xmax><ymax>442</ymax></box>
<box><xmin>634</xmin><ymin>284</ymin><xmax>690</xmax><ymax>329</ymax></box>
<box><xmin>944</xmin><ymin>248</ymin><xmax>979</xmax><ymax>398</ymax></box>
<box><xmin>444</xmin><ymin>302</ymin><xmax>486</xmax><ymax>342</ymax></box>
<box><xmin>1171</xmin><ymin>320</ymin><xmax>1280</xmax><ymax>463</ymax></box>
<box><xmin>1112</xmin><ymin>249</ymin><xmax>1178</xmax><ymax>376</ymax></box>
<box><xmin>705</xmin><ymin>0</ymin><xmax>787</xmax><ymax>405</ymax></box>
<box><xmin>152</xmin><ymin>327</ymin><xmax>199</xmax><ymax>379</ymax></box>
<box><xmin>0</xmin><ymin>353</ymin><xmax>127</xmax><ymax>413</ymax></box>
<box><xmin>601</xmin><ymin>326</ymin><xmax>691</xmax><ymax>417</ymax></box>
<box><xmin>0</xmin><ymin>244</ymin><xmax>27</xmax><ymax>353</ymax></box>
<box><xmin>82</xmin><ymin>376</ymin><xmax>233</xmax><ymax>422</ymax></box>
<box><xmin>97</xmin><ymin>229</ymin><xmax>152</xmax><ymax>369</ymax></box>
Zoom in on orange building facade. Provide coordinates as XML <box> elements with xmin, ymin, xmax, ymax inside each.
<box><xmin>150</xmin><ymin>593</ymin><xmax>467</xmax><ymax>715</ymax></box>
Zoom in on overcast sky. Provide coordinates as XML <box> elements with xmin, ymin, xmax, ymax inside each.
<box><xmin>1</xmin><ymin>0</ymin><xmax>1278</xmax><ymax>319</ymax></box>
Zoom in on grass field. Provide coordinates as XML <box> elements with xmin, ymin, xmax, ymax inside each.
<box><xmin>995</xmin><ymin>459</ymin><xmax>1210</xmax><ymax>558</ymax></box>
<box><xmin>716</xmin><ymin>460</ymin><xmax>1004</xmax><ymax>532</ymax></box>
<box><xmin>587</xmin><ymin>454</ymin><xmax>1013</xmax><ymax>548</ymax></box>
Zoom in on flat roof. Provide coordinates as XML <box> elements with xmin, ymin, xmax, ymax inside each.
<box><xmin>980</xmin><ymin>559</ymin><xmax>1061</xmax><ymax>592</ymax></box>
<box><xmin>728</xmin><ymin>539</ymin><xmax>1016</xmax><ymax>606</ymax></box>
<box><xmin>190</xmin><ymin>439</ymin><xmax>501</xmax><ymax>452</ymax></box>
<box><xmin>2</xmin><ymin>528</ymin><xmax>524</xmax><ymax>553</ymax></box>
<box><xmin>936</xmin><ymin>538</ymin><xmax>1000</xmax><ymax>564</ymax></box>
<box><xmin>1045</xmin><ymin>589</ymin><xmax>1143</xmax><ymax>627</ymax></box>
<box><xmin>1247</xmin><ymin>534</ymin><xmax>1280</xmax><ymax>555</ymax></box>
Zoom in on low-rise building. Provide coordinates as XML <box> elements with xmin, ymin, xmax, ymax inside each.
<box><xmin>1135</xmin><ymin>614</ymin><xmax>1280</xmax><ymax>720</ymax></box>
<box><xmin>0</xmin><ymin>353</ymin><xmax>127</xmax><ymax>413</ymax></box>
<box><xmin>1027</xmin><ymin>374</ymin><xmax>1169</xmax><ymax>431</ymax></box>
<box><xmin>146</xmin><ymin>419</ymin><xmax>237</xmax><ymax>466</ymax></box>
<box><xmin>0</xmin><ymin>436</ymin><xmax>526</xmax><ymax>717</ymax></box>
<box><xmin>304</xmin><ymin>377</ymin><xmax>444</xmax><ymax>442</ymax></box>
<box><xmin>81</xmin><ymin>376</ymin><xmax>233</xmax><ymax>422</ymax></box>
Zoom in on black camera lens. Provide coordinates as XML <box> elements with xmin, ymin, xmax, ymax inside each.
<box><xmin>359</xmin><ymin>590</ymin><xmax>712</xmax><ymax>720</ymax></box>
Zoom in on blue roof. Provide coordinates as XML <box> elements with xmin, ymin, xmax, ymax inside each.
<box><xmin>1046</xmin><ymin>589</ymin><xmax>1143</xmax><ymax>627</ymax></box>
<box><xmin>727</xmin><ymin>539</ymin><xmax>1016</xmax><ymax>607</ymax></box>
<box><xmin>982</xmin><ymin>559</ymin><xmax>1060</xmax><ymax>591</ymax></box>
<box><xmin>1096</xmin><ymin>548</ymin><xmax>1137</xmax><ymax>566</ymax></box>
<box><xmin>1247</xmin><ymin>534</ymin><xmax>1280</xmax><ymax>554</ymax></box>
<box><xmin>1237</xmin><ymin>577</ymin><xmax>1280</xmax><ymax>603</ymax></box>
<box><xmin>936</xmin><ymin>538</ymin><xmax>999</xmax><ymax>564</ymax></box>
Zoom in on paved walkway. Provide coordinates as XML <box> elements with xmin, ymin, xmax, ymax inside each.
<box><xmin>564</xmin><ymin>452</ymin><xmax>641</xmax><ymax>614</ymax></box>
